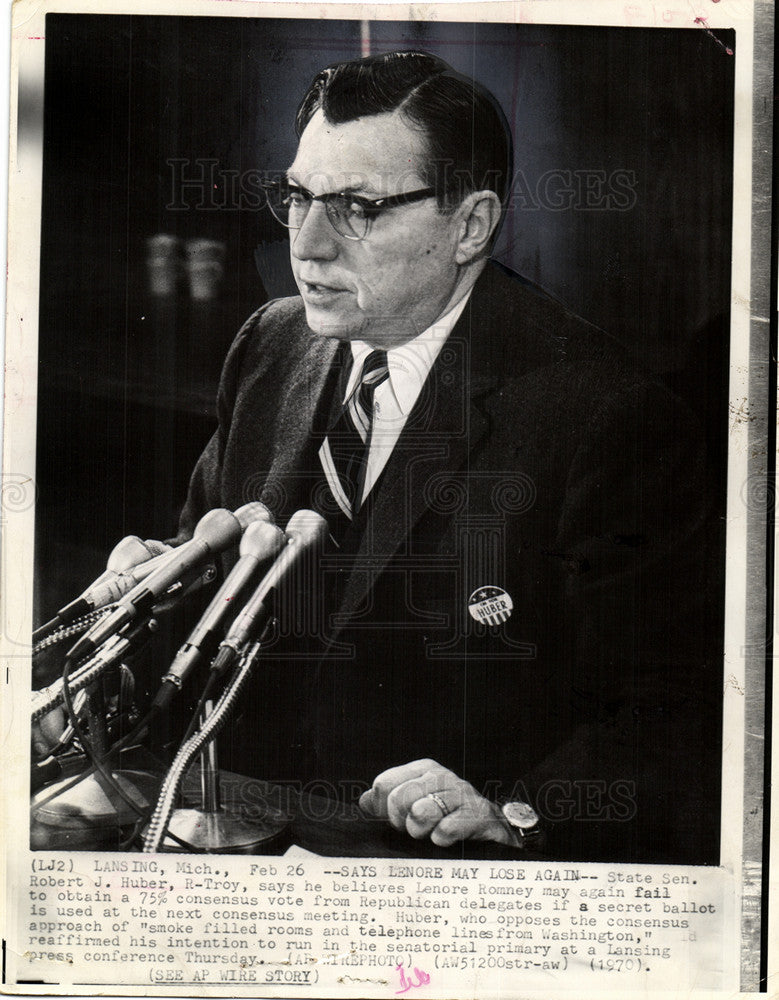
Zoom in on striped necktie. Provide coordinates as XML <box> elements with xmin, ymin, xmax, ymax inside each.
<box><xmin>318</xmin><ymin>349</ymin><xmax>390</xmax><ymax>520</ymax></box>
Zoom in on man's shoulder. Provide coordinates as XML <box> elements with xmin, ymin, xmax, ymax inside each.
<box><xmin>474</xmin><ymin>263</ymin><xmax>692</xmax><ymax>443</ymax></box>
<box><xmin>220</xmin><ymin>294</ymin><xmax>310</xmax><ymax>382</ymax></box>
<box><xmin>473</xmin><ymin>261</ymin><xmax>643</xmax><ymax>388</ymax></box>
<box><xmin>211</xmin><ymin>294</ymin><xmax>312</xmax><ymax>413</ymax></box>
<box><xmin>238</xmin><ymin>293</ymin><xmax>310</xmax><ymax>355</ymax></box>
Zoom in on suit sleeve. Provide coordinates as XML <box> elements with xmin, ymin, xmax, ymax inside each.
<box><xmin>171</xmin><ymin>309</ymin><xmax>265</xmax><ymax>543</ymax></box>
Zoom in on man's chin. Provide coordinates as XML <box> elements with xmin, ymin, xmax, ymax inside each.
<box><xmin>301</xmin><ymin>301</ymin><xmax>406</xmax><ymax>347</ymax></box>
<box><xmin>302</xmin><ymin>303</ymin><xmax>361</xmax><ymax>341</ymax></box>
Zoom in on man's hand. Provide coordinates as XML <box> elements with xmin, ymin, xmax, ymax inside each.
<box><xmin>359</xmin><ymin>758</ymin><xmax>515</xmax><ymax>847</ymax></box>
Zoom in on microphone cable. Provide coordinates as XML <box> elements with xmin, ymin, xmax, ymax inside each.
<box><xmin>33</xmin><ymin>607</ymin><xmax>116</xmax><ymax>658</ymax></box>
<box><xmin>33</xmin><ymin>673</ymin><xmax>203</xmax><ymax>853</ymax></box>
<box><xmin>58</xmin><ymin>653</ymin><xmax>149</xmax><ymax>821</ymax></box>
<box><xmin>34</xmin><ymin>647</ymin><xmax>238</xmax><ymax>852</ymax></box>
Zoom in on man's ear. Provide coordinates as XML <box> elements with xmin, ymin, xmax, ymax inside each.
<box><xmin>454</xmin><ymin>191</ymin><xmax>503</xmax><ymax>264</ymax></box>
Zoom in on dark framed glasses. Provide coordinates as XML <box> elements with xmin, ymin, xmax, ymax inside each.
<box><xmin>261</xmin><ymin>180</ymin><xmax>436</xmax><ymax>241</ymax></box>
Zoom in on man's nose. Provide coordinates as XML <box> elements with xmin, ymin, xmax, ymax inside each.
<box><xmin>290</xmin><ymin>202</ymin><xmax>339</xmax><ymax>261</ymax></box>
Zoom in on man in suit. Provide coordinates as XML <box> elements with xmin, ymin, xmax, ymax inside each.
<box><xmin>177</xmin><ymin>51</ymin><xmax>720</xmax><ymax>863</ymax></box>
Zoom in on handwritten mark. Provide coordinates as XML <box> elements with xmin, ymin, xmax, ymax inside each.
<box><xmin>693</xmin><ymin>17</ymin><xmax>734</xmax><ymax>55</ymax></box>
<box><xmin>395</xmin><ymin>964</ymin><xmax>430</xmax><ymax>994</ymax></box>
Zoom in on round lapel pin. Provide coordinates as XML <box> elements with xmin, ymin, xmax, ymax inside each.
<box><xmin>468</xmin><ymin>586</ymin><xmax>513</xmax><ymax>626</ymax></box>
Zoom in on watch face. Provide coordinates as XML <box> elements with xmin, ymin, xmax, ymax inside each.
<box><xmin>503</xmin><ymin>801</ymin><xmax>539</xmax><ymax>830</ymax></box>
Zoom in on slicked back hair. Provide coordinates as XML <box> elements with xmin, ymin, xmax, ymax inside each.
<box><xmin>295</xmin><ymin>51</ymin><xmax>513</xmax><ymax>221</ymax></box>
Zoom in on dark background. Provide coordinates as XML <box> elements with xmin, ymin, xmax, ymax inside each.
<box><xmin>34</xmin><ymin>15</ymin><xmax>734</xmax><ymax>634</ymax></box>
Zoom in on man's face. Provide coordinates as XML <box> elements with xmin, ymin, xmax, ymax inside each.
<box><xmin>287</xmin><ymin>109</ymin><xmax>464</xmax><ymax>348</ymax></box>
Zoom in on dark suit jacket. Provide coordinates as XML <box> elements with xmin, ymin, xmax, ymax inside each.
<box><xmin>178</xmin><ymin>262</ymin><xmax>722</xmax><ymax>864</ymax></box>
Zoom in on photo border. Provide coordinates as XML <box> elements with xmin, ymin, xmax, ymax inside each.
<box><xmin>1</xmin><ymin>0</ymin><xmax>774</xmax><ymax>994</ymax></box>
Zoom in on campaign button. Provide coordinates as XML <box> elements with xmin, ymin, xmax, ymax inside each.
<box><xmin>467</xmin><ymin>586</ymin><xmax>513</xmax><ymax>626</ymax></box>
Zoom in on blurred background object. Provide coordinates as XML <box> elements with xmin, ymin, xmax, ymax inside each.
<box><xmin>145</xmin><ymin>233</ymin><xmax>182</xmax><ymax>298</ymax></box>
<box><xmin>184</xmin><ymin>237</ymin><xmax>226</xmax><ymax>302</ymax></box>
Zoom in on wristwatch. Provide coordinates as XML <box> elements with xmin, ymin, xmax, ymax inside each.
<box><xmin>500</xmin><ymin>800</ymin><xmax>544</xmax><ymax>850</ymax></box>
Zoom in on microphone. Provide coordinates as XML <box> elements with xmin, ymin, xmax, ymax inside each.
<box><xmin>152</xmin><ymin>520</ymin><xmax>286</xmax><ymax>710</ymax></box>
<box><xmin>58</xmin><ymin>504</ymin><xmax>271</xmax><ymax>625</ymax></box>
<box><xmin>32</xmin><ymin>537</ymin><xmax>171</xmax><ymax>645</ymax></box>
<box><xmin>56</xmin><ymin>540</ymin><xmax>172</xmax><ymax>624</ymax></box>
<box><xmin>66</xmin><ymin>508</ymin><xmax>247</xmax><ymax>661</ymax></box>
<box><xmin>210</xmin><ymin>510</ymin><xmax>328</xmax><ymax>677</ymax></box>
<box><xmin>88</xmin><ymin>503</ymin><xmax>272</xmax><ymax>611</ymax></box>
<box><xmin>101</xmin><ymin>535</ymin><xmax>170</xmax><ymax>578</ymax></box>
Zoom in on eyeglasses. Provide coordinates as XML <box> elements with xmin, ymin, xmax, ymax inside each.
<box><xmin>261</xmin><ymin>180</ymin><xmax>437</xmax><ymax>241</ymax></box>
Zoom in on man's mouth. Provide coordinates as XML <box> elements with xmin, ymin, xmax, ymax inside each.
<box><xmin>302</xmin><ymin>280</ymin><xmax>344</xmax><ymax>293</ymax></box>
<box><xmin>301</xmin><ymin>280</ymin><xmax>348</xmax><ymax>302</ymax></box>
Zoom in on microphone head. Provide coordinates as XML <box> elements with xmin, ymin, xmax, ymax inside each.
<box><xmin>105</xmin><ymin>535</ymin><xmax>168</xmax><ymax>573</ymax></box>
<box><xmin>284</xmin><ymin>509</ymin><xmax>329</xmax><ymax>550</ymax></box>
<box><xmin>233</xmin><ymin>502</ymin><xmax>274</xmax><ymax>530</ymax></box>
<box><xmin>239</xmin><ymin>520</ymin><xmax>286</xmax><ymax>560</ymax></box>
<box><xmin>192</xmin><ymin>508</ymin><xmax>244</xmax><ymax>549</ymax></box>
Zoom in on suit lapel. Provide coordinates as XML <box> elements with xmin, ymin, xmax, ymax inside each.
<box><xmin>260</xmin><ymin>331</ymin><xmax>341</xmax><ymax>520</ymax></box>
<box><xmin>335</xmin><ymin>277</ymin><xmax>502</xmax><ymax>623</ymax></box>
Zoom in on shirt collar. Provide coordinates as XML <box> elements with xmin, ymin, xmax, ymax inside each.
<box><xmin>346</xmin><ymin>292</ymin><xmax>471</xmax><ymax>415</ymax></box>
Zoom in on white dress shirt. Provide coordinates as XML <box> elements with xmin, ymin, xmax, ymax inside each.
<box><xmin>345</xmin><ymin>292</ymin><xmax>471</xmax><ymax>503</ymax></box>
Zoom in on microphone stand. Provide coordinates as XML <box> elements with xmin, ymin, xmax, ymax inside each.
<box><xmin>144</xmin><ymin>640</ymin><xmax>291</xmax><ymax>854</ymax></box>
<box><xmin>160</xmin><ymin>699</ymin><xmax>288</xmax><ymax>853</ymax></box>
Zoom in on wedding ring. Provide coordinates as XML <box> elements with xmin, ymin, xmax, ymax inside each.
<box><xmin>427</xmin><ymin>792</ymin><xmax>451</xmax><ymax>817</ymax></box>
